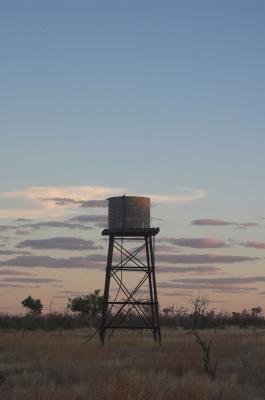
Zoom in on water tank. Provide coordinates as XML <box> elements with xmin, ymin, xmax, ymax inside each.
<box><xmin>108</xmin><ymin>196</ymin><xmax>150</xmax><ymax>230</ymax></box>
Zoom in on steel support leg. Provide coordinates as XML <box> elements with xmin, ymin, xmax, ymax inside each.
<box><xmin>100</xmin><ymin>236</ymin><xmax>114</xmax><ymax>345</ymax></box>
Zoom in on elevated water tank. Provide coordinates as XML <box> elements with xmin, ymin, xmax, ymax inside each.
<box><xmin>108</xmin><ymin>196</ymin><xmax>150</xmax><ymax>230</ymax></box>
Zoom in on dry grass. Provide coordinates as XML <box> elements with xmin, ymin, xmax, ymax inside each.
<box><xmin>0</xmin><ymin>328</ymin><xmax>265</xmax><ymax>399</ymax></box>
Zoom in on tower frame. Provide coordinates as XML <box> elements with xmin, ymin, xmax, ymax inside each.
<box><xmin>100</xmin><ymin>227</ymin><xmax>161</xmax><ymax>345</ymax></box>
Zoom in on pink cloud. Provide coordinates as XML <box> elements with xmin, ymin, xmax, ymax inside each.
<box><xmin>192</xmin><ymin>219</ymin><xmax>260</xmax><ymax>229</ymax></box>
<box><xmin>163</xmin><ymin>237</ymin><xmax>227</xmax><ymax>248</ymax></box>
<box><xmin>245</xmin><ymin>241</ymin><xmax>265</xmax><ymax>249</ymax></box>
<box><xmin>191</xmin><ymin>219</ymin><xmax>233</xmax><ymax>226</ymax></box>
<box><xmin>156</xmin><ymin>254</ymin><xmax>258</xmax><ymax>264</ymax></box>
<box><xmin>156</xmin><ymin>266</ymin><xmax>221</xmax><ymax>274</ymax></box>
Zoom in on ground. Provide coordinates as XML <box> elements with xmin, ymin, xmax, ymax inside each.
<box><xmin>0</xmin><ymin>328</ymin><xmax>265</xmax><ymax>399</ymax></box>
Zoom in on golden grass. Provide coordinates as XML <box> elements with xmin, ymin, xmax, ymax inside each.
<box><xmin>0</xmin><ymin>328</ymin><xmax>265</xmax><ymax>399</ymax></box>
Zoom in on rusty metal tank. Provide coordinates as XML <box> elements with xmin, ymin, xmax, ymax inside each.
<box><xmin>108</xmin><ymin>196</ymin><xmax>150</xmax><ymax>230</ymax></box>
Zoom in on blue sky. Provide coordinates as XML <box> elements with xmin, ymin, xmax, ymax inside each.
<box><xmin>0</xmin><ymin>0</ymin><xmax>265</xmax><ymax>313</ymax></box>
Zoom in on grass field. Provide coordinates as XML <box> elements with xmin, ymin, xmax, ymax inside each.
<box><xmin>0</xmin><ymin>328</ymin><xmax>265</xmax><ymax>399</ymax></box>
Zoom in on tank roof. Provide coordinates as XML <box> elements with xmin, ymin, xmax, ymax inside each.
<box><xmin>107</xmin><ymin>195</ymin><xmax>150</xmax><ymax>201</ymax></box>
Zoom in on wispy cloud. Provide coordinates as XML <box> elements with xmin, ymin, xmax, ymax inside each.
<box><xmin>80</xmin><ymin>200</ymin><xmax>108</xmax><ymax>208</ymax></box>
<box><xmin>158</xmin><ymin>276</ymin><xmax>265</xmax><ymax>293</ymax></box>
<box><xmin>0</xmin><ymin>283</ymin><xmax>37</xmax><ymax>289</ymax></box>
<box><xmin>244</xmin><ymin>241</ymin><xmax>265</xmax><ymax>249</ymax></box>
<box><xmin>59</xmin><ymin>290</ymin><xmax>87</xmax><ymax>295</ymax></box>
<box><xmin>158</xmin><ymin>282</ymin><xmax>257</xmax><ymax>293</ymax></box>
<box><xmin>0</xmin><ymin>254</ymin><xmax>106</xmax><ymax>269</ymax></box>
<box><xmin>68</xmin><ymin>215</ymin><xmax>107</xmax><ymax>224</ymax></box>
<box><xmin>2</xmin><ymin>186</ymin><xmax>124</xmax><ymax>205</ymax></box>
<box><xmin>21</xmin><ymin>221</ymin><xmax>92</xmax><ymax>231</ymax></box>
<box><xmin>156</xmin><ymin>266</ymin><xmax>221</xmax><ymax>274</ymax></box>
<box><xmin>1</xmin><ymin>277</ymin><xmax>61</xmax><ymax>284</ymax></box>
<box><xmin>192</xmin><ymin>219</ymin><xmax>261</xmax><ymax>228</ymax></box>
<box><xmin>42</xmin><ymin>198</ymin><xmax>109</xmax><ymax>208</ymax></box>
<box><xmin>161</xmin><ymin>237</ymin><xmax>228</xmax><ymax>249</ymax></box>
<box><xmin>156</xmin><ymin>253</ymin><xmax>258</xmax><ymax>264</ymax></box>
<box><xmin>153</xmin><ymin>245</ymin><xmax>177</xmax><ymax>253</ymax></box>
<box><xmin>0</xmin><ymin>250</ymin><xmax>32</xmax><ymax>256</ymax></box>
<box><xmin>0</xmin><ymin>269</ymin><xmax>34</xmax><ymax>276</ymax></box>
<box><xmin>0</xmin><ymin>185</ymin><xmax>206</xmax><ymax>218</ymax></box>
<box><xmin>0</xmin><ymin>186</ymin><xmax>124</xmax><ymax>218</ymax></box>
<box><xmin>16</xmin><ymin>237</ymin><xmax>103</xmax><ymax>251</ymax></box>
<box><xmin>147</xmin><ymin>188</ymin><xmax>206</xmax><ymax>203</ymax></box>
<box><xmin>0</xmin><ymin>225</ymin><xmax>16</xmax><ymax>232</ymax></box>
<box><xmin>0</xmin><ymin>235</ymin><xmax>10</xmax><ymax>242</ymax></box>
<box><xmin>55</xmin><ymin>290</ymin><xmax>88</xmax><ymax>298</ymax></box>
<box><xmin>42</xmin><ymin>197</ymin><xmax>80</xmax><ymax>206</ymax></box>
<box><xmin>192</xmin><ymin>219</ymin><xmax>234</xmax><ymax>226</ymax></box>
<box><xmin>236</xmin><ymin>223</ymin><xmax>260</xmax><ymax>229</ymax></box>
<box><xmin>162</xmin><ymin>291</ymin><xmax>192</xmax><ymax>297</ymax></box>
<box><xmin>174</xmin><ymin>276</ymin><xmax>265</xmax><ymax>285</ymax></box>
<box><xmin>15</xmin><ymin>230</ymin><xmax>31</xmax><ymax>235</ymax></box>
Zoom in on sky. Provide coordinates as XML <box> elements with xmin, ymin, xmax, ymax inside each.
<box><xmin>0</xmin><ymin>0</ymin><xmax>265</xmax><ymax>314</ymax></box>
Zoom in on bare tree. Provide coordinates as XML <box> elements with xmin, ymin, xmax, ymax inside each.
<box><xmin>191</xmin><ymin>296</ymin><xmax>208</xmax><ymax>328</ymax></box>
<box><xmin>190</xmin><ymin>296</ymin><xmax>217</xmax><ymax>379</ymax></box>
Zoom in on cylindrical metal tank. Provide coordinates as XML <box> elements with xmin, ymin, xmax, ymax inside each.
<box><xmin>108</xmin><ymin>196</ymin><xmax>150</xmax><ymax>230</ymax></box>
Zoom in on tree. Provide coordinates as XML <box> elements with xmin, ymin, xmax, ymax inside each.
<box><xmin>21</xmin><ymin>295</ymin><xmax>43</xmax><ymax>315</ymax></box>
<box><xmin>251</xmin><ymin>307</ymin><xmax>262</xmax><ymax>318</ymax></box>
<box><xmin>191</xmin><ymin>295</ymin><xmax>209</xmax><ymax>329</ymax></box>
<box><xmin>162</xmin><ymin>306</ymin><xmax>175</xmax><ymax>317</ymax></box>
<box><xmin>190</xmin><ymin>296</ymin><xmax>217</xmax><ymax>379</ymax></box>
<box><xmin>68</xmin><ymin>289</ymin><xmax>103</xmax><ymax>317</ymax></box>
